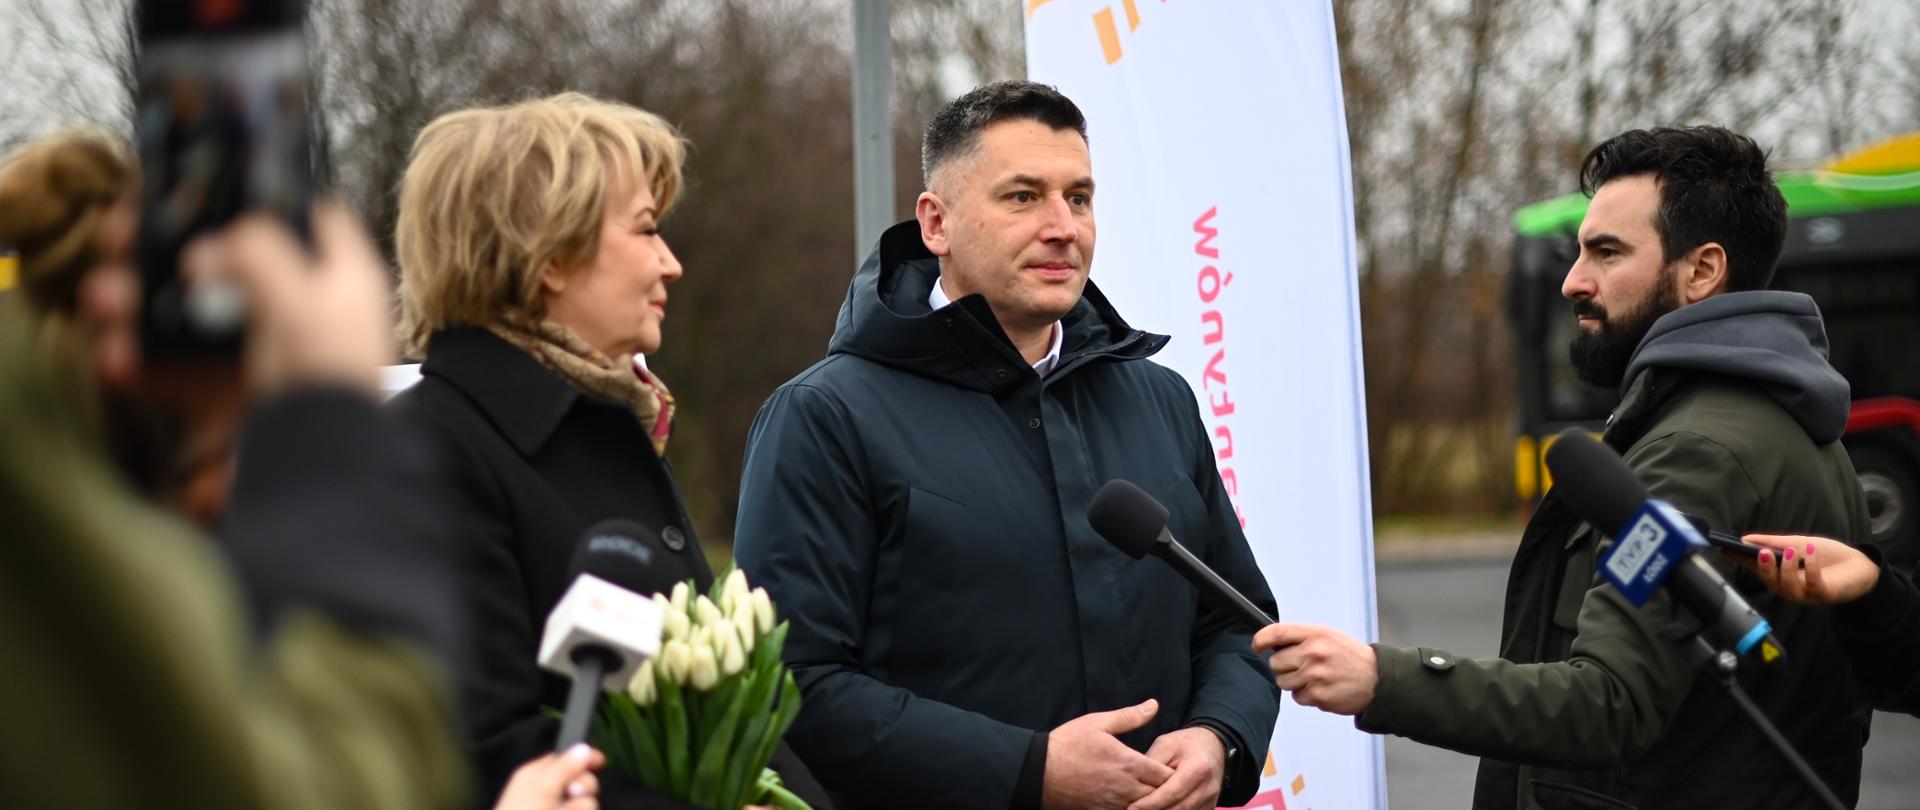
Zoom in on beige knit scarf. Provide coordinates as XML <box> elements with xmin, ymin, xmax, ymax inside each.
<box><xmin>488</xmin><ymin>322</ymin><xmax>675</xmax><ymax>455</ymax></box>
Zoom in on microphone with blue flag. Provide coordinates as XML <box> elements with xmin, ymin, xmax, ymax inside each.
<box><xmin>1544</xmin><ymin>429</ymin><xmax>1787</xmax><ymax>666</ymax></box>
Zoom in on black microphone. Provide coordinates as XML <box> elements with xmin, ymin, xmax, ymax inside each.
<box><xmin>1544</xmin><ymin>430</ymin><xmax>1786</xmax><ymax>665</ymax></box>
<box><xmin>1088</xmin><ymin>479</ymin><xmax>1275</xmax><ymax>631</ymax></box>
<box><xmin>538</xmin><ymin>519</ymin><xmax>666</xmax><ymax>752</ymax></box>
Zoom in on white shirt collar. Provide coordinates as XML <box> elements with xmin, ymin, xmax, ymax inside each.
<box><xmin>929</xmin><ymin>277</ymin><xmax>1064</xmax><ymax>377</ymax></box>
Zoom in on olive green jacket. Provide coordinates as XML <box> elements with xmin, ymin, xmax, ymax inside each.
<box><xmin>0</xmin><ymin>316</ymin><xmax>470</xmax><ymax>809</ymax></box>
<box><xmin>1360</xmin><ymin>293</ymin><xmax>1872</xmax><ymax>809</ymax></box>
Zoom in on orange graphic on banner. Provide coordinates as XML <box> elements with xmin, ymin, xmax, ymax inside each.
<box><xmin>1093</xmin><ymin>7</ymin><xmax>1123</xmax><ymax>64</ymax></box>
<box><xmin>1222</xmin><ymin>750</ymin><xmax>1310</xmax><ymax>810</ymax></box>
<box><xmin>1029</xmin><ymin>0</ymin><xmax>1169</xmax><ymax>65</ymax></box>
<box><xmin>1223</xmin><ymin>770</ymin><xmax>1310</xmax><ymax>810</ymax></box>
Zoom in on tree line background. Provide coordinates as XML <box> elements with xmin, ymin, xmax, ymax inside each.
<box><xmin>4</xmin><ymin>0</ymin><xmax>1915</xmax><ymax>543</ymax></box>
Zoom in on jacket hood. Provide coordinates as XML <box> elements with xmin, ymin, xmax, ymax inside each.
<box><xmin>1623</xmin><ymin>290</ymin><xmax>1851</xmax><ymax>444</ymax></box>
<box><xmin>827</xmin><ymin>220</ymin><xmax>1165</xmax><ymax>394</ymax></box>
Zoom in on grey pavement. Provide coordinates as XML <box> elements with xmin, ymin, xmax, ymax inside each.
<box><xmin>1377</xmin><ymin>552</ymin><xmax>1920</xmax><ymax>809</ymax></box>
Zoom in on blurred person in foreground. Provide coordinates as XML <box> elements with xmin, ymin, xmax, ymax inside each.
<box><xmin>387</xmin><ymin>92</ymin><xmax>827</xmax><ymax>810</ymax></box>
<box><xmin>0</xmin><ymin>131</ymin><xmax>602</xmax><ymax>809</ymax></box>
<box><xmin>1255</xmin><ymin>127</ymin><xmax>1873</xmax><ymax>809</ymax></box>
<box><xmin>733</xmin><ymin>80</ymin><xmax>1279</xmax><ymax>810</ymax></box>
<box><xmin>1734</xmin><ymin>534</ymin><xmax>1920</xmax><ymax>716</ymax></box>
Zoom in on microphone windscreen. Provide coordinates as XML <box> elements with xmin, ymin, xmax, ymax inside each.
<box><xmin>1088</xmin><ymin>479</ymin><xmax>1169</xmax><ymax>559</ymax></box>
<box><xmin>1543</xmin><ymin>428</ymin><xmax>1648</xmax><ymax>538</ymax></box>
<box><xmin>567</xmin><ymin>519</ymin><xmax>660</xmax><ymax>593</ymax></box>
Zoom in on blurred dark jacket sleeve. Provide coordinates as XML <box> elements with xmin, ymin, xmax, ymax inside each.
<box><xmin>0</xmin><ymin>323</ymin><xmax>468</xmax><ymax>809</ymax></box>
<box><xmin>223</xmin><ymin>387</ymin><xmax>466</xmax><ymax>669</ymax></box>
<box><xmin>1834</xmin><ymin>542</ymin><xmax>1920</xmax><ymax>715</ymax></box>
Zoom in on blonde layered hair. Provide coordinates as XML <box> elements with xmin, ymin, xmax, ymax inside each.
<box><xmin>395</xmin><ymin>92</ymin><xmax>688</xmax><ymax>357</ymax></box>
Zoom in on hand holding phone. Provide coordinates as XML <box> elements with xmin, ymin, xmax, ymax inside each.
<box><xmin>1680</xmin><ymin>512</ymin><xmax>1763</xmax><ymax>560</ymax></box>
<box><xmin>135</xmin><ymin>0</ymin><xmax>311</xmax><ymax>361</ymax></box>
<box><xmin>1734</xmin><ymin>534</ymin><xmax>1881</xmax><ymax>606</ymax></box>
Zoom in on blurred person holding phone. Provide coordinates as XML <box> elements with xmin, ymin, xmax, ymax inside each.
<box><xmin>1734</xmin><ymin>534</ymin><xmax>1920</xmax><ymax>715</ymax></box>
<box><xmin>0</xmin><ymin>130</ymin><xmax>602</xmax><ymax>810</ymax></box>
<box><xmin>386</xmin><ymin>92</ymin><xmax>826</xmax><ymax>810</ymax></box>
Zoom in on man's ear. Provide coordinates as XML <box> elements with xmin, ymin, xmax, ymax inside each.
<box><xmin>916</xmin><ymin>191</ymin><xmax>952</xmax><ymax>258</ymax></box>
<box><xmin>1680</xmin><ymin>242</ymin><xmax>1729</xmax><ymax>302</ymax></box>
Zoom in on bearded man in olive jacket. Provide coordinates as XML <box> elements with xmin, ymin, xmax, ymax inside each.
<box><xmin>1257</xmin><ymin>127</ymin><xmax>1874</xmax><ymax>810</ymax></box>
<box><xmin>735</xmin><ymin>81</ymin><xmax>1280</xmax><ymax>810</ymax></box>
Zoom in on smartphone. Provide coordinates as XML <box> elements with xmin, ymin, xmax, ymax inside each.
<box><xmin>135</xmin><ymin>0</ymin><xmax>311</xmax><ymax>360</ymax></box>
<box><xmin>1682</xmin><ymin>513</ymin><xmax>1763</xmax><ymax>560</ymax></box>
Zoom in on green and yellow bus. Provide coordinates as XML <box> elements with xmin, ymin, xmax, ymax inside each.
<box><xmin>1508</xmin><ymin>133</ymin><xmax>1920</xmax><ymax>558</ymax></box>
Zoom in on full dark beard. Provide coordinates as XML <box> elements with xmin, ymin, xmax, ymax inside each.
<box><xmin>1567</xmin><ymin>286</ymin><xmax>1682</xmax><ymax>389</ymax></box>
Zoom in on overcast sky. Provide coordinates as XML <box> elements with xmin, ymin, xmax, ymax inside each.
<box><xmin>3</xmin><ymin>0</ymin><xmax>1913</xmax><ymax>160</ymax></box>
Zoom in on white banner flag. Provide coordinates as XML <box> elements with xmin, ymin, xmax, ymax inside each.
<box><xmin>1024</xmin><ymin>2</ymin><xmax>1383</xmax><ymax>807</ymax></box>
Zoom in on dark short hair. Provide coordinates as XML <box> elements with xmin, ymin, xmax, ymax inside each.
<box><xmin>921</xmin><ymin>80</ymin><xmax>1088</xmax><ymax>187</ymax></box>
<box><xmin>1579</xmin><ymin>126</ymin><xmax>1788</xmax><ymax>292</ymax></box>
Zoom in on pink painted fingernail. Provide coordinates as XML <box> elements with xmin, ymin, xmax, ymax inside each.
<box><xmin>1759</xmin><ymin>550</ymin><xmax>1773</xmax><ymax>564</ymax></box>
<box><xmin>1784</xmin><ymin>547</ymin><xmax>1795</xmax><ymax>562</ymax></box>
<box><xmin>1806</xmin><ymin>543</ymin><xmax>1817</xmax><ymax>556</ymax></box>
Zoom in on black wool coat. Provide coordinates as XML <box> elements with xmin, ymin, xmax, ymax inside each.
<box><xmin>392</xmin><ymin>327</ymin><xmax>827</xmax><ymax>809</ymax></box>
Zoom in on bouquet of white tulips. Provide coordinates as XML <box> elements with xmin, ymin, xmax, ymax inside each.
<box><xmin>591</xmin><ymin>568</ymin><xmax>810</xmax><ymax>809</ymax></box>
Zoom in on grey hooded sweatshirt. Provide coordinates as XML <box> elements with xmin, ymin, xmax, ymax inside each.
<box><xmin>1625</xmin><ymin>290</ymin><xmax>1852</xmax><ymax>444</ymax></box>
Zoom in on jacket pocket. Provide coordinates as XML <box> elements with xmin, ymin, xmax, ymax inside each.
<box><xmin>1528</xmin><ymin>778</ymin><xmax>1638</xmax><ymax>810</ymax></box>
<box><xmin>900</xmin><ymin>484</ymin><xmax>971</xmax><ymax>589</ymax></box>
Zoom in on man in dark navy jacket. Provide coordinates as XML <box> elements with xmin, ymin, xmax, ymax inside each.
<box><xmin>734</xmin><ymin>81</ymin><xmax>1280</xmax><ymax>810</ymax></box>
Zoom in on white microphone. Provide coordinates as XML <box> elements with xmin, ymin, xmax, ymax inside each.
<box><xmin>540</xmin><ymin>520</ymin><xmax>665</xmax><ymax>751</ymax></box>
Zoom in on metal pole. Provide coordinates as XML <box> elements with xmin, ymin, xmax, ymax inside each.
<box><xmin>852</xmin><ymin>0</ymin><xmax>894</xmax><ymax>260</ymax></box>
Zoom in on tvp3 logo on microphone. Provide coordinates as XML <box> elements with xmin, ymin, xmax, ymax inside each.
<box><xmin>1600</xmin><ymin>500</ymin><xmax>1705</xmax><ymax>607</ymax></box>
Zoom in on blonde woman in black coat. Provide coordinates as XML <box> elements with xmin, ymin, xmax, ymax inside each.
<box><xmin>388</xmin><ymin>93</ymin><xmax>824</xmax><ymax>809</ymax></box>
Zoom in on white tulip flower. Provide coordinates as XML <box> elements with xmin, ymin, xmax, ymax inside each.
<box><xmin>724</xmin><ymin>587</ymin><xmax>749</xmax><ymax>623</ymax></box>
<box><xmin>662</xmin><ymin>639</ymin><xmax>694</xmax><ymax>685</ymax></box>
<box><xmin>666</xmin><ymin>609</ymin><xmax>691</xmax><ymax>641</ymax></box>
<box><xmin>735</xmin><ymin>612</ymin><xmax>756</xmax><ymax>654</ymax></box>
<box><xmin>695</xmin><ymin>594</ymin><xmax>723</xmax><ymax>628</ymax></box>
<box><xmin>718</xmin><ymin>621</ymin><xmax>747</xmax><ymax>676</ymax></box>
<box><xmin>690</xmin><ymin>644</ymin><xmax>719</xmax><ymax>691</ymax></box>
<box><xmin>724</xmin><ymin>569</ymin><xmax>750</xmax><ymax>605</ymax></box>
<box><xmin>670</xmin><ymin>581</ymin><xmax>691</xmax><ymax>615</ymax></box>
<box><xmin>752</xmin><ymin>587</ymin><xmax>775</xmax><ymax>635</ymax></box>
<box><xmin>627</xmin><ymin>658</ymin><xmax>657</xmax><ymax>707</ymax></box>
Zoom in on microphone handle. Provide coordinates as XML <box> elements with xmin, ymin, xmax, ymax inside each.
<box><xmin>1671</xmin><ymin>554</ymin><xmax>1782</xmax><ymax>662</ymax></box>
<box><xmin>1158</xmin><ymin>530</ymin><xmax>1276</xmax><ymax>631</ymax></box>
<box><xmin>555</xmin><ymin>646</ymin><xmax>615</xmax><ymax>752</ymax></box>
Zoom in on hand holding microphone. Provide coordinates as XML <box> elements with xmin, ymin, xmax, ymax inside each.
<box><xmin>1088</xmin><ymin>480</ymin><xmax>1380</xmax><ymax>717</ymax></box>
<box><xmin>493</xmin><ymin>744</ymin><xmax>605</xmax><ymax>810</ymax></box>
<box><xmin>1251</xmin><ymin>622</ymin><xmax>1379</xmax><ymax>716</ymax></box>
